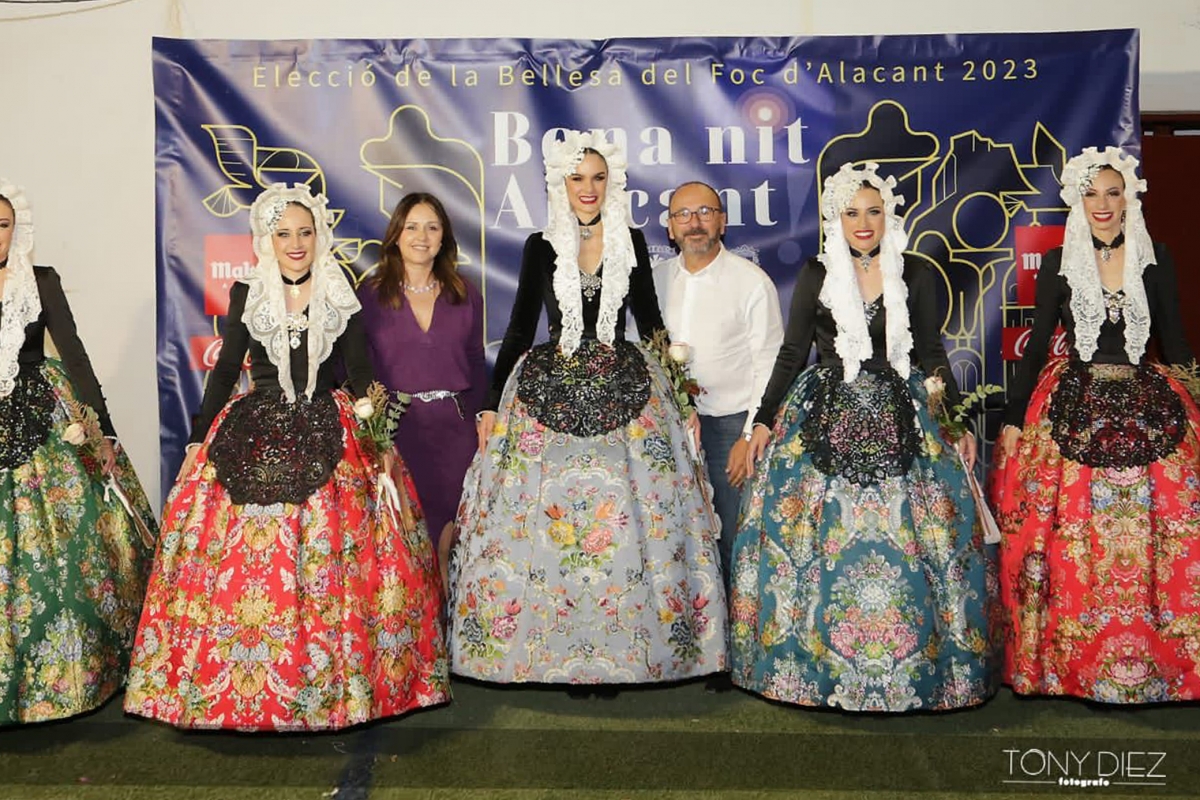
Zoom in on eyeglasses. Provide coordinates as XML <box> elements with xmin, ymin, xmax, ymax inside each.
<box><xmin>668</xmin><ymin>205</ymin><xmax>721</xmax><ymax>223</ymax></box>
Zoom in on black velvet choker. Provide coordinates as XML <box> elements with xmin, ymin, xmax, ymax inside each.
<box><xmin>578</xmin><ymin>213</ymin><xmax>602</xmax><ymax>241</ymax></box>
<box><xmin>281</xmin><ymin>270</ymin><xmax>312</xmax><ymax>286</ymax></box>
<box><xmin>850</xmin><ymin>244</ymin><xmax>881</xmax><ymax>269</ymax></box>
<box><xmin>281</xmin><ymin>269</ymin><xmax>312</xmax><ymax>297</ymax></box>
<box><xmin>1092</xmin><ymin>231</ymin><xmax>1125</xmax><ymax>263</ymax></box>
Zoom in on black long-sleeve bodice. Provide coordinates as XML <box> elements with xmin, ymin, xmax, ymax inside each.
<box><xmin>190</xmin><ymin>278</ymin><xmax>374</xmax><ymax>443</ymax></box>
<box><xmin>0</xmin><ymin>266</ymin><xmax>116</xmax><ymax>435</ymax></box>
<box><xmin>754</xmin><ymin>255</ymin><xmax>961</xmax><ymax>428</ymax></box>
<box><xmin>486</xmin><ymin>228</ymin><xmax>665</xmax><ymax>410</ymax></box>
<box><xmin>1003</xmin><ymin>243</ymin><xmax>1194</xmax><ymax>426</ymax></box>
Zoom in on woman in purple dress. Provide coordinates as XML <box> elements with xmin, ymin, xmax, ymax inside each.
<box><xmin>358</xmin><ymin>193</ymin><xmax>487</xmax><ymax>584</ymax></box>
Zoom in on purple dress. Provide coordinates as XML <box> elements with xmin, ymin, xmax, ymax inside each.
<box><xmin>358</xmin><ymin>280</ymin><xmax>487</xmax><ymax>547</ymax></box>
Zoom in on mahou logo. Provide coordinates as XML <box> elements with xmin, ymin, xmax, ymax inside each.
<box><xmin>204</xmin><ymin>234</ymin><xmax>255</xmax><ymax>316</ymax></box>
<box><xmin>1014</xmin><ymin>225</ymin><xmax>1066</xmax><ymax>307</ymax></box>
<box><xmin>1002</xmin><ymin>326</ymin><xmax>1071</xmax><ymax>362</ymax></box>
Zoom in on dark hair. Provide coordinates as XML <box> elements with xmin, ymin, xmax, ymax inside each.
<box><xmin>371</xmin><ymin>192</ymin><xmax>465</xmax><ymax>309</ymax></box>
<box><xmin>1093</xmin><ymin>164</ymin><xmax>1125</xmax><ymax>188</ymax></box>
<box><xmin>573</xmin><ymin>147</ymin><xmax>608</xmax><ymax>172</ymax></box>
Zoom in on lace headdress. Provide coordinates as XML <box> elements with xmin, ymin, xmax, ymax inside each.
<box><xmin>542</xmin><ymin>130</ymin><xmax>636</xmax><ymax>357</ymax></box>
<box><xmin>243</xmin><ymin>183</ymin><xmax>360</xmax><ymax>403</ymax></box>
<box><xmin>0</xmin><ymin>179</ymin><xmax>41</xmax><ymax>399</ymax></box>
<box><xmin>817</xmin><ymin>162</ymin><xmax>913</xmax><ymax>382</ymax></box>
<box><xmin>1058</xmin><ymin>146</ymin><xmax>1153</xmax><ymax>363</ymax></box>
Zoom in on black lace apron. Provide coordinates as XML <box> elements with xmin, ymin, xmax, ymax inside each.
<box><xmin>1048</xmin><ymin>361</ymin><xmax>1186</xmax><ymax>468</ymax></box>
<box><xmin>207</xmin><ymin>391</ymin><xmax>344</xmax><ymax>505</ymax></box>
<box><xmin>0</xmin><ymin>366</ymin><xmax>55</xmax><ymax>470</ymax></box>
<box><xmin>800</xmin><ymin>366</ymin><xmax>922</xmax><ymax>486</ymax></box>
<box><xmin>516</xmin><ymin>339</ymin><xmax>651</xmax><ymax>437</ymax></box>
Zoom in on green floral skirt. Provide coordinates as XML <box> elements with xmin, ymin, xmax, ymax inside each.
<box><xmin>0</xmin><ymin>359</ymin><xmax>155</xmax><ymax>724</ymax></box>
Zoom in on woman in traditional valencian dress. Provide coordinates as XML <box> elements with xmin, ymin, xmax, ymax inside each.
<box><xmin>735</xmin><ymin>162</ymin><xmax>997</xmax><ymax>712</ymax></box>
<box><xmin>0</xmin><ymin>179</ymin><xmax>156</xmax><ymax>724</ymax></box>
<box><xmin>124</xmin><ymin>184</ymin><xmax>447</xmax><ymax>730</ymax></box>
<box><xmin>993</xmin><ymin>147</ymin><xmax>1200</xmax><ymax>703</ymax></box>
<box><xmin>451</xmin><ymin>132</ymin><xmax>726</xmax><ymax>688</ymax></box>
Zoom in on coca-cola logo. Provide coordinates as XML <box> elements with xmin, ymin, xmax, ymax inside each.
<box><xmin>188</xmin><ymin>335</ymin><xmax>252</xmax><ymax>372</ymax></box>
<box><xmin>204</xmin><ymin>234</ymin><xmax>255</xmax><ymax>316</ymax></box>
<box><xmin>1001</xmin><ymin>326</ymin><xmax>1070</xmax><ymax>361</ymax></box>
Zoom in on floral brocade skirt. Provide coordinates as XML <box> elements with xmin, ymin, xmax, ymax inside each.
<box><xmin>991</xmin><ymin>358</ymin><xmax>1200</xmax><ymax>703</ymax></box>
<box><xmin>123</xmin><ymin>389</ymin><xmax>448</xmax><ymax>731</ymax></box>
<box><xmin>0</xmin><ymin>360</ymin><xmax>156</xmax><ymax>725</ymax></box>
<box><xmin>731</xmin><ymin>365</ymin><xmax>998</xmax><ymax>712</ymax></box>
<box><xmin>450</xmin><ymin>339</ymin><xmax>727</xmax><ymax>683</ymax></box>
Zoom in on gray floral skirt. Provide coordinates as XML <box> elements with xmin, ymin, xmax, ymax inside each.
<box><xmin>450</xmin><ymin>342</ymin><xmax>727</xmax><ymax>683</ymax></box>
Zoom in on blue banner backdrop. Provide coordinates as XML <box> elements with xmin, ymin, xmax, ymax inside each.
<box><xmin>153</xmin><ymin>32</ymin><xmax>1139</xmax><ymax>496</ymax></box>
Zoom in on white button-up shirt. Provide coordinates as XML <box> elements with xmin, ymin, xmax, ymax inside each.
<box><xmin>654</xmin><ymin>244</ymin><xmax>784</xmax><ymax>436</ymax></box>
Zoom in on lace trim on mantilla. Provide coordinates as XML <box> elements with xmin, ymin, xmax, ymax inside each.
<box><xmin>241</xmin><ymin>184</ymin><xmax>361</xmax><ymax>403</ymax></box>
<box><xmin>0</xmin><ymin>179</ymin><xmax>41</xmax><ymax>400</ymax></box>
<box><xmin>1058</xmin><ymin>147</ymin><xmax>1153</xmax><ymax>364</ymax></box>
<box><xmin>817</xmin><ymin>162</ymin><xmax>913</xmax><ymax>383</ymax></box>
<box><xmin>543</xmin><ymin>131</ymin><xmax>635</xmax><ymax>357</ymax></box>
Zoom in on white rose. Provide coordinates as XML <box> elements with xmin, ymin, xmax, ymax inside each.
<box><xmin>667</xmin><ymin>342</ymin><xmax>691</xmax><ymax>363</ymax></box>
<box><xmin>62</xmin><ymin>422</ymin><xmax>87</xmax><ymax>446</ymax></box>
<box><xmin>924</xmin><ymin>376</ymin><xmax>945</xmax><ymax>397</ymax></box>
<box><xmin>353</xmin><ymin>398</ymin><xmax>375</xmax><ymax>420</ymax></box>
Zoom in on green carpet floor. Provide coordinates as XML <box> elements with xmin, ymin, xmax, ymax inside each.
<box><xmin>1</xmin><ymin>679</ymin><xmax>1197</xmax><ymax>799</ymax></box>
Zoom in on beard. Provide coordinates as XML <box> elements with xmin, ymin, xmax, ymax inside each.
<box><xmin>679</xmin><ymin>229</ymin><xmax>719</xmax><ymax>256</ymax></box>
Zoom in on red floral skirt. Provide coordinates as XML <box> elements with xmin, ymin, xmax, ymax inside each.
<box><xmin>990</xmin><ymin>359</ymin><xmax>1200</xmax><ymax>702</ymax></box>
<box><xmin>124</xmin><ymin>391</ymin><xmax>448</xmax><ymax>730</ymax></box>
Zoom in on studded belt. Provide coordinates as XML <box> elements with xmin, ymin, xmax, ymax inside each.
<box><xmin>410</xmin><ymin>389</ymin><xmax>464</xmax><ymax>419</ymax></box>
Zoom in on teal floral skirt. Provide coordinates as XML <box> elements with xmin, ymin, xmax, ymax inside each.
<box><xmin>0</xmin><ymin>360</ymin><xmax>155</xmax><ymax>724</ymax></box>
<box><xmin>451</xmin><ymin>340</ymin><xmax>727</xmax><ymax>683</ymax></box>
<box><xmin>731</xmin><ymin>365</ymin><xmax>998</xmax><ymax>711</ymax></box>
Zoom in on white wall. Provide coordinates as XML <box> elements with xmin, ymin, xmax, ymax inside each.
<box><xmin>2</xmin><ymin>0</ymin><xmax>1197</xmax><ymax>503</ymax></box>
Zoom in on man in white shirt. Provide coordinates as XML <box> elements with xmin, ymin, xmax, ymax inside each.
<box><xmin>654</xmin><ymin>181</ymin><xmax>784</xmax><ymax>601</ymax></box>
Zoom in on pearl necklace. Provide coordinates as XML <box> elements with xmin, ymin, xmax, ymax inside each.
<box><xmin>404</xmin><ymin>280</ymin><xmax>440</xmax><ymax>295</ymax></box>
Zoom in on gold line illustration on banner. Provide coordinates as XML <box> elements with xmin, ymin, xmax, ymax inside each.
<box><xmin>196</xmin><ymin>123</ymin><xmax>364</xmax><ymax>385</ymax></box>
<box><xmin>359</xmin><ymin>105</ymin><xmax>489</xmax><ymax>344</ymax></box>
<box><xmin>199</xmin><ymin>123</ymin><xmax>362</xmax><ymax>278</ymax></box>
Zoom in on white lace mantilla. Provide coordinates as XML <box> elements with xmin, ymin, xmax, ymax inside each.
<box><xmin>241</xmin><ymin>183</ymin><xmax>361</xmax><ymax>403</ymax></box>
<box><xmin>1058</xmin><ymin>147</ymin><xmax>1153</xmax><ymax>364</ymax></box>
<box><xmin>817</xmin><ymin>163</ymin><xmax>913</xmax><ymax>382</ymax></box>
<box><xmin>542</xmin><ymin>130</ymin><xmax>636</xmax><ymax>357</ymax></box>
<box><xmin>0</xmin><ymin>179</ymin><xmax>40</xmax><ymax>400</ymax></box>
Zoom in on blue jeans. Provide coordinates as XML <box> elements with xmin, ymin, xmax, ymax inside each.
<box><xmin>699</xmin><ymin>411</ymin><xmax>747</xmax><ymax>592</ymax></box>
